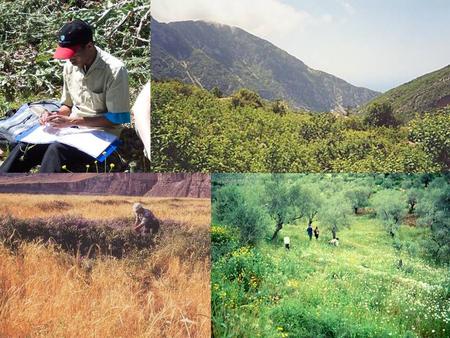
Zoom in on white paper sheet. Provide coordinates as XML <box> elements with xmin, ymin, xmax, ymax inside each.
<box><xmin>132</xmin><ymin>82</ymin><xmax>150</xmax><ymax>160</ymax></box>
<box><xmin>18</xmin><ymin>125</ymin><xmax>118</xmax><ymax>159</ymax></box>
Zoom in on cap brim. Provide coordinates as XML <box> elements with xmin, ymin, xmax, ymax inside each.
<box><xmin>53</xmin><ymin>45</ymin><xmax>79</xmax><ymax>59</ymax></box>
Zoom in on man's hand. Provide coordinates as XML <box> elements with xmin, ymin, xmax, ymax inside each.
<box><xmin>39</xmin><ymin>105</ymin><xmax>72</xmax><ymax>126</ymax></box>
<box><xmin>39</xmin><ymin>111</ymin><xmax>53</xmax><ymax>125</ymax></box>
<box><xmin>58</xmin><ymin>105</ymin><xmax>72</xmax><ymax>116</ymax></box>
<box><xmin>45</xmin><ymin>115</ymin><xmax>79</xmax><ymax>128</ymax></box>
<box><xmin>134</xmin><ymin>223</ymin><xmax>144</xmax><ymax>232</ymax></box>
<box><xmin>40</xmin><ymin>105</ymin><xmax>115</xmax><ymax>128</ymax></box>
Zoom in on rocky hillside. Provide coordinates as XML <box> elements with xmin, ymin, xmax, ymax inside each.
<box><xmin>152</xmin><ymin>18</ymin><xmax>379</xmax><ymax>112</ymax></box>
<box><xmin>0</xmin><ymin>173</ymin><xmax>210</xmax><ymax>198</ymax></box>
<box><xmin>362</xmin><ymin>64</ymin><xmax>450</xmax><ymax>121</ymax></box>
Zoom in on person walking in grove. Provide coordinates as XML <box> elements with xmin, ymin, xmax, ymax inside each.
<box><xmin>0</xmin><ymin>19</ymin><xmax>130</xmax><ymax>173</ymax></box>
<box><xmin>314</xmin><ymin>226</ymin><xmax>320</xmax><ymax>240</ymax></box>
<box><xmin>307</xmin><ymin>224</ymin><xmax>313</xmax><ymax>240</ymax></box>
<box><xmin>133</xmin><ymin>203</ymin><xmax>160</xmax><ymax>235</ymax></box>
<box><xmin>284</xmin><ymin>236</ymin><xmax>290</xmax><ymax>250</ymax></box>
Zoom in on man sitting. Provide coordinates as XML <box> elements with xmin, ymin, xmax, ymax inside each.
<box><xmin>0</xmin><ymin>19</ymin><xmax>130</xmax><ymax>173</ymax></box>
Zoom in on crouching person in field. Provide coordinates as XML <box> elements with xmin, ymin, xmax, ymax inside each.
<box><xmin>328</xmin><ymin>238</ymin><xmax>340</xmax><ymax>246</ymax></box>
<box><xmin>133</xmin><ymin>203</ymin><xmax>160</xmax><ymax>236</ymax></box>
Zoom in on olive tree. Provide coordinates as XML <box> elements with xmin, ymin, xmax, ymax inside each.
<box><xmin>345</xmin><ymin>186</ymin><xmax>372</xmax><ymax>214</ymax></box>
<box><xmin>370</xmin><ymin>190</ymin><xmax>407</xmax><ymax>238</ymax></box>
<box><xmin>406</xmin><ymin>188</ymin><xmax>422</xmax><ymax>214</ymax></box>
<box><xmin>319</xmin><ymin>194</ymin><xmax>352</xmax><ymax>239</ymax></box>
<box><xmin>213</xmin><ymin>185</ymin><xmax>245</xmax><ymax>225</ymax></box>
<box><xmin>213</xmin><ymin>184</ymin><xmax>269</xmax><ymax>245</ymax></box>
<box><xmin>263</xmin><ymin>175</ymin><xmax>304</xmax><ymax>240</ymax></box>
<box><xmin>400</xmin><ymin>177</ymin><xmax>423</xmax><ymax>214</ymax></box>
<box><xmin>298</xmin><ymin>185</ymin><xmax>323</xmax><ymax>228</ymax></box>
<box><xmin>416</xmin><ymin>177</ymin><xmax>450</xmax><ymax>263</ymax></box>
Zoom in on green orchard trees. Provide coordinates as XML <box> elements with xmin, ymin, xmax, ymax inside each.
<box><xmin>271</xmin><ymin>99</ymin><xmax>288</xmax><ymax>116</ymax></box>
<box><xmin>263</xmin><ymin>175</ymin><xmax>304</xmax><ymax>240</ymax></box>
<box><xmin>213</xmin><ymin>185</ymin><xmax>245</xmax><ymax>225</ymax></box>
<box><xmin>371</xmin><ymin>190</ymin><xmax>407</xmax><ymax>238</ymax></box>
<box><xmin>151</xmin><ymin>81</ymin><xmax>443</xmax><ymax>172</ymax></box>
<box><xmin>319</xmin><ymin>194</ymin><xmax>352</xmax><ymax>240</ymax></box>
<box><xmin>406</xmin><ymin>188</ymin><xmax>421</xmax><ymax>214</ymax></box>
<box><xmin>298</xmin><ymin>185</ymin><xmax>323</xmax><ymax>228</ymax></box>
<box><xmin>409</xmin><ymin>111</ymin><xmax>450</xmax><ymax>170</ymax></box>
<box><xmin>213</xmin><ymin>184</ymin><xmax>269</xmax><ymax>245</ymax></box>
<box><xmin>416</xmin><ymin>177</ymin><xmax>450</xmax><ymax>263</ymax></box>
<box><xmin>345</xmin><ymin>186</ymin><xmax>372</xmax><ymax>214</ymax></box>
<box><xmin>364</xmin><ymin>102</ymin><xmax>398</xmax><ymax>127</ymax></box>
<box><xmin>231</xmin><ymin>88</ymin><xmax>264</xmax><ymax>109</ymax></box>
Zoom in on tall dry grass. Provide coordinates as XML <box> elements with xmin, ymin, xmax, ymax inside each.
<box><xmin>0</xmin><ymin>193</ymin><xmax>209</xmax><ymax>227</ymax></box>
<box><xmin>0</xmin><ymin>194</ymin><xmax>211</xmax><ymax>337</ymax></box>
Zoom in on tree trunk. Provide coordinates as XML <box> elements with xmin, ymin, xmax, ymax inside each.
<box><xmin>354</xmin><ymin>207</ymin><xmax>358</xmax><ymax>215</ymax></box>
<box><xmin>308</xmin><ymin>218</ymin><xmax>313</xmax><ymax>227</ymax></box>
<box><xmin>408</xmin><ymin>203</ymin><xmax>415</xmax><ymax>214</ymax></box>
<box><xmin>271</xmin><ymin>222</ymin><xmax>283</xmax><ymax>240</ymax></box>
<box><xmin>332</xmin><ymin>226</ymin><xmax>337</xmax><ymax>239</ymax></box>
<box><xmin>389</xmin><ymin>229</ymin><xmax>395</xmax><ymax>238</ymax></box>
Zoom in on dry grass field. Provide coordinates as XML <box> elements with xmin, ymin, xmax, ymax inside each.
<box><xmin>0</xmin><ymin>193</ymin><xmax>209</xmax><ymax>227</ymax></box>
<box><xmin>0</xmin><ymin>194</ymin><xmax>211</xmax><ymax>338</ymax></box>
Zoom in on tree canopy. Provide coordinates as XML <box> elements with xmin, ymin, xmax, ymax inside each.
<box><xmin>370</xmin><ymin>190</ymin><xmax>407</xmax><ymax>238</ymax></box>
<box><xmin>151</xmin><ymin>81</ymin><xmax>446</xmax><ymax>172</ymax></box>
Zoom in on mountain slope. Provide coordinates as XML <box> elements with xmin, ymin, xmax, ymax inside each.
<box><xmin>363</xmin><ymin>65</ymin><xmax>450</xmax><ymax>121</ymax></box>
<box><xmin>151</xmin><ymin>19</ymin><xmax>380</xmax><ymax>112</ymax></box>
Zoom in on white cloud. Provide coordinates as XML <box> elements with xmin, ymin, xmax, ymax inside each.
<box><xmin>341</xmin><ymin>1</ymin><xmax>356</xmax><ymax>15</ymax></box>
<box><xmin>320</xmin><ymin>14</ymin><xmax>334</xmax><ymax>23</ymax></box>
<box><xmin>153</xmin><ymin>0</ymin><xmax>450</xmax><ymax>92</ymax></box>
<box><xmin>152</xmin><ymin>0</ymin><xmax>312</xmax><ymax>41</ymax></box>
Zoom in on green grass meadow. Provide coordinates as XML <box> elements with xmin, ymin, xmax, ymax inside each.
<box><xmin>212</xmin><ymin>216</ymin><xmax>449</xmax><ymax>337</ymax></box>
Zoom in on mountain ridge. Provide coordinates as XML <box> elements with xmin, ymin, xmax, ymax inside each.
<box><xmin>151</xmin><ymin>18</ymin><xmax>380</xmax><ymax>112</ymax></box>
<box><xmin>362</xmin><ymin>64</ymin><xmax>450</xmax><ymax>121</ymax></box>
<box><xmin>0</xmin><ymin>173</ymin><xmax>211</xmax><ymax>198</ymax></box>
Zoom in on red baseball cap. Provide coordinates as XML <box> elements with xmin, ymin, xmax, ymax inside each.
<box><xmin>53</xmin><ymin>19</ymin><xmax>93</xmax><ymax>59</ymax></box>
<box><xmin>53</xmin><ymin>45</ymin><xmax>81</xmax><ymax>59</ymax></box>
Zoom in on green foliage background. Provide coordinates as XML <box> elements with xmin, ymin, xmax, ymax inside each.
<box><xmin>151</xmin><ymin>81</ymin><xmax>448</xmax><ymax>172</ymax></box>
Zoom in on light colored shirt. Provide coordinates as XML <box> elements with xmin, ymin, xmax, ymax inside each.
<box><xmin>135</xmin><ymin>208</ymin><xmax>157</xmax><ymax>224</ymax></box>
<box><xmin>61</xmin><ymin>46</ymin><xmax>130</xmax><ymax>136</ymax></box>
<box><xmin>284</xmin><ymin>237</ymin><xmax>290</xmax><ymax>245</ymax></box>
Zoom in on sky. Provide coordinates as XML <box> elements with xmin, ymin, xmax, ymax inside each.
<box><xmin>152</xmin><ymin>0</ymin><xmax>450</xmax><ymax>92</ymax></box>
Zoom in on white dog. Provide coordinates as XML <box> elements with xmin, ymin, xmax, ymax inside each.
<box><xmin>328</xmin><ymin>238</ymin><xmax>339</xmax><ymax>246</ymax></box>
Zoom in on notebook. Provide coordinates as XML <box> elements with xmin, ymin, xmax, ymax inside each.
<box><xmin>16</xmin><ymin>125</ymin><xmax>119</xmax><ymax>162</ymax></box>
